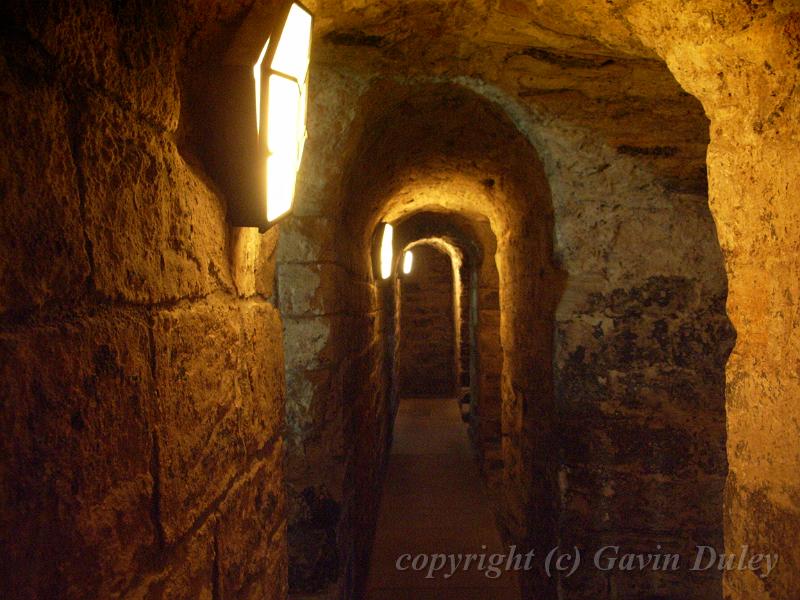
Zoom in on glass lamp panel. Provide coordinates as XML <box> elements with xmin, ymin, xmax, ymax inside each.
<box><xmin>380</xmin><ymin>224</ymin><xmax>394</xmax><ymax>280</ymax></box>
<box><xmin>296</xmin><ymin>75</ymin><xmax>309</xmax><ymax>163</ymax></box>
<box><xmin>271</xmin><ymin>3</ymin><xmax>312</xmax><ymax>82</ymax></box>
<box><xmin>267</xmin><ymin>74</ymin><xmax>301</xmax><ymax>158</ymax></box>
<box><xmin>253</xmin><ymin>38</ymin><xmax>270</xmax><ymax>134</ymax></box>
<box><xmin>267</xmin><ymin>154</ymin><xmax>296</xmax><ymax>222</ymax></box>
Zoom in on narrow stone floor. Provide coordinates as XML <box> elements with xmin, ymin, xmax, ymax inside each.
<box><xmin>365</xmin><ymin>397</ymin><xmax>520</xmax><ymax>599</ymax></box>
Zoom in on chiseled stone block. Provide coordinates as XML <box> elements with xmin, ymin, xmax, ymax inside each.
<box><xmin>152</xmin><ymin>298</ymin><xmax>284</xmax><ymax>543</ymax></box>
<box><xmin>0</xmin><ymin>58</ymin><xmax>88</xmax><ymax>314</ymax></box>
<box><xmin>0</xmin><ymin>311</ymin><xmax>156</xmax><ymax>598</ymax></box>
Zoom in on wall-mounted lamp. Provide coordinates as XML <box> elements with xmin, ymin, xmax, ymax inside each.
<box><xmin>202</xmin><ymin>1</ymin><xmax>313</xmax><ymax>231</ymax></box>
<box><xmin>402</xmin><ymin>250</ymin><xmax>414</xmax><ymax>275</ymax></box>
<box><xmin>380</xmin><ymin>223</ymin><xmax>394</xmax><ymax>280</ymax></box>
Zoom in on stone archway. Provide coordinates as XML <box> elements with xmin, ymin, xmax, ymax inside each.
<box><xmin>1</xmin><ymin>3</ymin><xmax>796</xmax><ymax>600</ymax></box>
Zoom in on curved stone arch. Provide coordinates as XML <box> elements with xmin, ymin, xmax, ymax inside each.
<box><xmin>279</xmin><ymin>65</ymin><xmax>732</xmax><ymax>600</ymax></box>
<box><xmin>0</xmin><ymin>3</ymin><xmax>795</xmax><ymax>600</ymax></box>
<box><xmin>394</xmin><ymin>238</ymin><xmax>462</xmax><ymax>398</ymax></box>
<box><xmin>335</xmin><ymin>80</ymin><xmax>555</xmax><ymax>262</ymax></box>
<box><xmin>392</xmin><ymin>211</ymin><xmax>484</xmax><ymax>274</ymax></box>
<box><xmin>297</xmin><ymin>77</ymin><xmax>564</xmax><ymax>597</ymax></box>
<box><xmin>391</xmin><ymin>211</ymin><xmax>503</xmax><ymax>477</ymax></box>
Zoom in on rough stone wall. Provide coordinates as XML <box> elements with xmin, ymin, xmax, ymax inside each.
<box><xmin>498</xmin><ymin>87</ymin><xmax>732</xmax><ymax>598</ymax></box>
<box><xmin>278</xmin><ymin>251</ymin><xmax>392</xmax><ymax>599</ymax></box>
<box><xmin>470</xmin><ymin>46</ymin><xmax>733</xmax><ymax>600</ymax></box>
<box><xmin>0</xmin><ymin>3</ymin><xmax>288</xmax><ymax>599</ymax></box>
<box><xmin>458</xmin><ymin>262</ymin><xmax>471</xmax><ymax>388</ymax></box>
<box><xmin>274</xmin><ymin>65</ymin><xmax>391</xmax><ymax>598</ymax></box>
<box><xmin>628</xmin><ymin>5</ymin><xmax>800</xmax><ymax>598</ymax></box>
<box><xmin>470</xmin><ymin>221</ymin><xmax>503</xmax><ymax>483</ymax></box>
<box><xmin>397</xmin><ymin>244</ymin><xmax>457</xmax><ymax>397</ymax></box>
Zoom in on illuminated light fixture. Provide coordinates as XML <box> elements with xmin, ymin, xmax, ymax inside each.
<box><xmin>380</xmin><ymin>223</ymin><xmax>394</xmax><ymax>280</ymax></box>
<box><xmin>402</xmin><ymin>250</ymin><xmax>413</xmax><ymax>275</ymax></box>
<box><xmin>201</xmin><ymin>1</ymin><xmax>313</xmax><ymax>230</ymax></box>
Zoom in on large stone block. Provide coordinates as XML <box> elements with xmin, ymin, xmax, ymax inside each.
<box><xmin>285</xmin><ymin>366</ymin><xmax>344</xmax><ymax>460</ymax></box>
<box><xmin>152</xmin><ymin>298</ymin><xmax>283</xmax><ymax>542</ymax></box>
<box><xmin>557</xmin><ymin>362</ymin><xmax>726</xmax><ymax>424</ymax></box>
<box><xmin>0</xmin><ymin>310</ymin><xmax>157</xmax><ymax>599</ymax></box>
<box><xmin>125</xmin><ymin>520</ymin><xmax>216</xmax><ymax>600</ymax></box>
<box><xmin>291</xmin><ymin>67</ymin><xmax>368</xmax><ymax>217</ymax></box>
<box><xmin>218</xmin><ymin>442</ymin><xmax>287</xmax><ymax>600</ymax></box>
<box><xmin>0</xmin><ymin>53</ymin><xmax>88</xmax><ymax>314</ymax></box>
<box><xmin>277</xmin><ymin>216</ymin><xmax>339</xmax><ymax>264</ymax></box>
<box><xmin>80</xmin><ymin>93</ymin><xmax>233</xmax><ymax>303</ymax></box>
<box><xmin>231</xmin><ymin>226</ymin><xmax>279</xmax><ymax>301</ymax></box>
<box><xmin>283</xmin><ymin>315</ymin><xmax>340</xmax><ymax>372</ymax></box>
<box><xmin>560</xmin><ymin>415</ymin><xmax>725</xmax><ymax>478</ymax></box>
<box><xmin>5</xmin><ymin>2</ymin><xmax>181</xmax><ymax>129</ymax></box>
<box><xmin>278</xmin><ymin>262</ymin><xmax>349</xmax><ymax>317</ymax></box>
<box><xmin>561</xmin><ymin>466</ymin><xmax>726</xmax><ymax>536</ymax></box>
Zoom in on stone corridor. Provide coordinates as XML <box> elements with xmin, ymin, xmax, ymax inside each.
<box><xmin>2</xmin><ymin>1</ymin><xmax>799</xmax><ymax>600</ymax></box>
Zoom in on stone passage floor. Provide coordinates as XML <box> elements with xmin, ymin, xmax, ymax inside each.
<box><xmin>365</xmin><ymin>397</ymin><xmax>520</xmax><ymax>600</ymax></box>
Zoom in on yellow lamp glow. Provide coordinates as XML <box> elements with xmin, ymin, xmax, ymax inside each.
<box><xmin>380</xmin><ymin>224</ymin><xmax>394</xmax><ymax>280</ymax></box>
<box><xmin>201</xmin><ymin>1</ymin><xmax>312</xmax><ymax>229</ymax></box>
<box><xmin>402</xmin><ymin>250</ymin><xmax>413</xmax><ymax>275</ymax></box>
<box><xmin>255</xmin><ymin>1</ymin><xmax>312</xmax><ymax>224</ymax></box>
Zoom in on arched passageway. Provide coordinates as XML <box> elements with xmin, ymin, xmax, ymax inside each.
<box><xmin>279</xmin><ymin>75</ymin><xmax>730</xmax><ymax>600</ymax></box>
<box><xmin>364</xmin><ymin>220</ymin><xmax>515</xmax><ymax>598</ymax></box>
<box><xmin>4</xmin><ymin>2</ymin><xmax>798</xmax><ymax>600</ymax></box>
<box><xmin>395</xmin><ymin>242</ymin><xmax>460</xmax><ymax>399</ymax></box>
<box><xmin>389</xmin><ymin>212</ymin><xmax>504</xmax><ymax>488</ymax></box>
<box><xmin>280</xmin><ymin>81</ymin><xmax>563</xmax><ymax>598</ymax></box>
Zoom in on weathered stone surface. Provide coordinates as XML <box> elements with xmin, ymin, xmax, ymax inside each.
<box><xmin>3</xmin><ymin>1</ymin><xmax>182</xmax><ymax>130</ymax></box>
<box><xmin>125</xmin><ymin>520</ymin><xmax>215</xmax><ymax>600</ymax></box>
<box><xmin>218</xmin><ymin>443</ymin><xmax>288</xmax><ymax>600</ymax></box>
<box><xmin>231</xmin><ymin>226</ymin><xmax>279</xmax><ymax>301</ymax></box>
<box><xmin>278</xmin><ymin>262</ymin><xmax>349</xmax><ymax>317</ymax></box>
<box><xmin>152</xmin><ymin>298</ymin><xmax>283</xmax><ymax>542</ymax></box>
<box><xmin>282</xmin><ymin>315</ymin><xmax>345</xmax><ymax>373</ymax></box>
<box><xmin>80</xmin><ymin>93</ymin><xmax>233</xmax><ymax>304</ymax></box>
<box><xmin>0</xmin><ymin>50</ymin><xmax>88</xmax><ymax>314</ymax></box>
<box><xmin>0</xmin><ymin>311</ymin><xmax>156</xmax><ymax>598</ymax></box>
<box><xmin>277</xmin><ymin>216</ymin><xmax>339</xmax><ymax>264</ymax></box>
<box><xmin>561</xmin><ymin>466</ymin><xmax>726</xmax><ymax>536</ymax></box>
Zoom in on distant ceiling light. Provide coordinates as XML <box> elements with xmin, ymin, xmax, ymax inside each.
<box><xmin>402</xmin><ymin>250</ymin><xmax>413</xmax><ymax>275</ymax></box>
<box><xmin>205</xmin><ymin>1</ymin><xmax>313</xmax><ymax>230</ymax></box>
<box><xmin>380</xmin><ymin>223</ymin><xmax>394</xmax><ymax>280</ymax></box>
